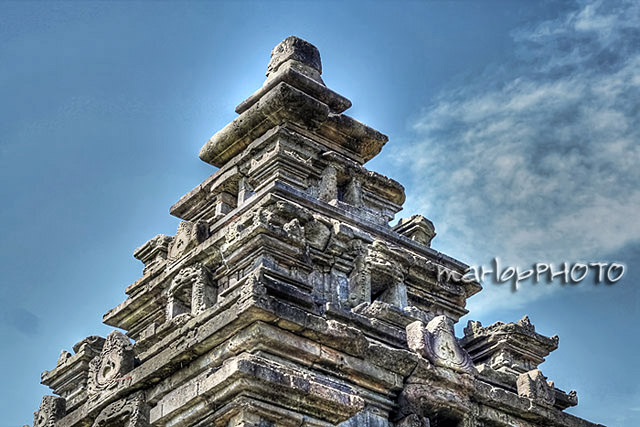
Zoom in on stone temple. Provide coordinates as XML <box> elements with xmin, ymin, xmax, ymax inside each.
<box><xmin>31</xmin><ymin>37</ymin><xmax>603</xmax><ymax>427</ymax></box>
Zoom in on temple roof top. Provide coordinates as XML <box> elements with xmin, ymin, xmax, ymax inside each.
<box><xmin>198</xmin><ymin>36</ymin><xmax>385</xmax><ymax>168</ymax></box>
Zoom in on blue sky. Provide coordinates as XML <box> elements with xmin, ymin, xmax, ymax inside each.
<box><xmin>1</xmin><ymin>1</ymin><xmax>638</xmax><ymax>426</ymax></box>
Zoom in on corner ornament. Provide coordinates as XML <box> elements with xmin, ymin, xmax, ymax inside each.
<box><xmin>407</xmin><ymin>316</ymin><xmax>476</xmax><ymax>375</ymax></box>
<box><xmin>87</xmin><ymin>330</ymin><xmax>135</xmax><ymax>397</ymax></box>
<box><xmin>517</xmin><ymin>369</ymin><xmax>556</xmax><ymax>407</ymax></box>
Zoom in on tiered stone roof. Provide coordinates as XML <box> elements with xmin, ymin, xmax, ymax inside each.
<box><xmin>32</xmin><ymin>36</ymin><xmax>602</xmax><ymax>427</ymax></box>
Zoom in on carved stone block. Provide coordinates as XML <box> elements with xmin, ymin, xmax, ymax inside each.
<box><xmin>87</xmin><ymin>331</ymin><xmax>135</xmax><ymax>397</ymax></box>
<box><xmin>407</xmin><ymin>316</ymin><xmax>476</xmax><ymax>374</ymax></box>
<box><xmin>92</xmin><ymin>391</ymin><xmax>149</xmax><ymax>427</ymax></box>
<box><xmin>133</xmin><ymin>234</ymin><xmax>173</xmax><ymax>274</ymax></box>
<box><xmin>33</xmin><ymin>396</ymin><xmax>65</xmax><ymax>427</ymax></box>
<box><xmin>517</xmin><ymin>369</ymin><xmax>556</xmax><ymax>407</ymax></box>
<box><xmin>166</xmin><ymin>263</ymin><xmax>216</xmax><ymax>319</ymax></box>
<box><xmin>168</xmin><ymin>220</ymin><xmax>209</xmax><ymax>262</ymax></box>
<box><xmin>394</xmin><ymin>215</ymin><xmax>436</xmax><ymax>247</ymax></box>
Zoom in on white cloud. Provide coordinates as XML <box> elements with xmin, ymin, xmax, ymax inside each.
<box><xmin>392</xmin><ymin>0</ymin><xmax>640</xmax><ymax>314</ymax></box>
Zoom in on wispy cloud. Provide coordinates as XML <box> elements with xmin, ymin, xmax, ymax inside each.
<box><xmin>392</xmin><ymin>0</ymin><xmax>640</xmax><ymax>313</ymax></box>
<box><xmin>2</xmin><ymin>307</ymin><xmax>41</xmax><ymax>336</ymax></box>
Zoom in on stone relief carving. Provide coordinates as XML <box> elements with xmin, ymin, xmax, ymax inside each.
<box><xmin>92</xmin><ymin>391</ymin><xmax>149</xmax><ymax>427</ymax></box>
<box><xmin>87</xmin><ymin>331</ymin><xmax>135</xmax><ymax>397</ymax></box>
<box><xmin>167</xmin><ymin>220</ymin><xmax>209</xmax><ymax>262</ymax></box>
<box><xmin>166</xmin><ymin>263</ymin><xmax>216</xmax><ymax>320</ymax></box>
<box><xmin>407</xmin><ymin>316</ymin><xmax>476</xmax><ymax>374</ymax></box>
<box><xmin>33</xmin><ymin>396</ymin><xmax>65</xmax><ymax>427</ymax></box>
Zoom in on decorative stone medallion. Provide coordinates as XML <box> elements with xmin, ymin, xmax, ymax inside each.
<box><xmin>87</xmin><ymin>330</ymin><xmax>135</xmax><ymax>397</ymax></box>
<box><xmin>407</xmin><ymin>316</ymin><xmax>476</xmax><ymax>374</ymax></box>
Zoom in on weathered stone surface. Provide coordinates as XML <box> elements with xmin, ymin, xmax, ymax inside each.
<box><xmin>133</xmin><ymin>234</ymin><xmax>173</xmax><ymax>275</ymax></box>
<box><xmin>394</xmin><ymin>215</ymin><xmax>436</xmax><ymax>247</ymax></box>
<box><xmin>33</xmin><ymin>396</ymin><xmax>65</xmax><ymax>427</ymax></box>
<box><xmin>40</xmin><ymin>336</ymin><xmax>105</xmax><ymax>413</ymax></box>
<box><xmin>200</xmin><ymin>37</ymin><xmax>387</xmax><ymax>168</ymax></box>
<box><xmin>462</xmin><ymin>315</ymin><xmax>559</xmax><ymax>376</ymax></box>
<box><xmin>407</xmin><ymin>317</ymin><xmax>476</xmax><ymax>374</ymax></box>
<box><xmin>166</xmin><ymin>263</ymin><xmax>216</xmax><ymax>319</ymax></box>
<box><xmin>517</xmin><ymin>369</ymin><xmax>556</xmax><ymax>407</ymax></box>
<box><xmin>31</xmin><ymin>36</ymin><xmax>602</xmax><ymax>427</ymax></box>
<box><xmin>87</xmin><ymin>331</ymin><xmax>135</xmax><ymax>399</ymax></box>
<box><xmin>92</xmin><ymin>391</ymin><xmax>148</xmax><ymax>427</ymax></box>
<box><xmin>168</xmin><ymin>220</ymin><xmax>209</xmax><ymax>262</ymax></box>
<box><xmin>267</xmin><ymin>35</ymin><xmax>323</xmax><ymax>80</ymax></box>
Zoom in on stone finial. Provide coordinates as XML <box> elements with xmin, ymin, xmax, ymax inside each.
<box><xmin>133</xmin><ymin>234</ymin><xmax>174</xmax><ymax>274</ymax></box>
<box><xmin>516</xmin><ymin>315</ymin><xmax>536</xmax><ymax>332</ymax></box>
<box><xmin>57</xmin><ymin>350</ymin><xmax>72</xmax><ymax>366</ymax></box>
<box><xmin>517</xmin><ymin>369</ymin><xmax>556</xmax><ymax>407</ymax></box>
<box><xmin>394</xmin><ymin>215</ymin><xmax>436</xmax><ymax>247</ymax></box>
<box><xmin>201</xmin><ymin>35</ymin><xmax>393</xmax><ymax>168</ymax></box>
<box><xmin>267</xmin><ymin>36</ymin><xmax>322</xmax><ymax>79</ymax></box>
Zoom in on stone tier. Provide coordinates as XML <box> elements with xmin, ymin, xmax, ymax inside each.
<box><xmin>461</xmin><ymin>315</ymin><xmax>560</xmax><ymax>376</ymax></box>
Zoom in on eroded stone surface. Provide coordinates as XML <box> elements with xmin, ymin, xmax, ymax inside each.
<box><xmin>33</xmin><ymin>396</ymin><xmax>65</xmax><ymax>427</ymax></box>
<box><xmin>31</xmin><ymin>36</ymin><xmax>602</xmax><ymax>427</ymax></box>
